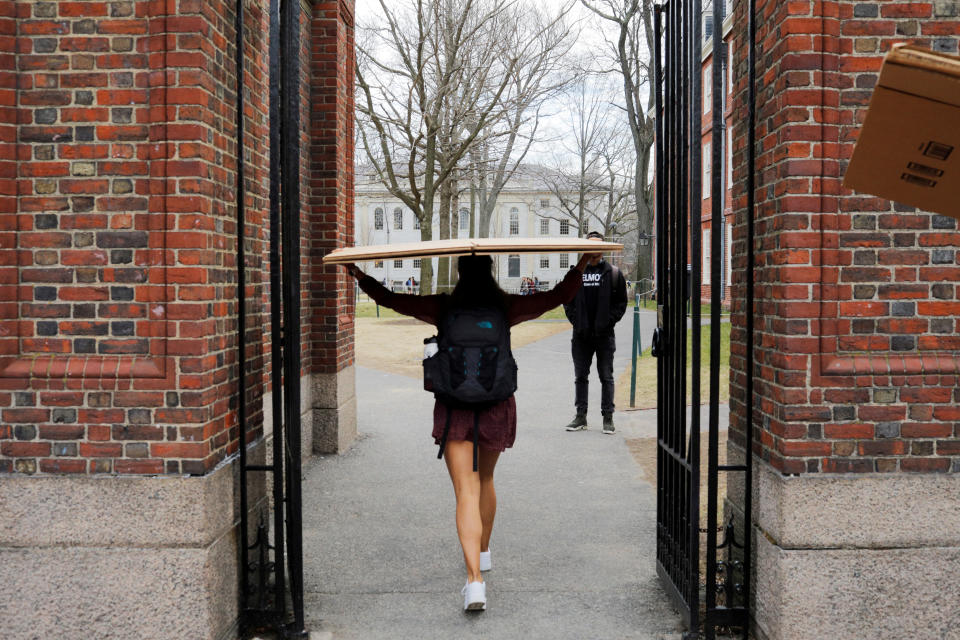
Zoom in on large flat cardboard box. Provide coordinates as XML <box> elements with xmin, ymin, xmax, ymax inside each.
<box><xmin>844</xmin><ymin>44</ymin><xmax>960</xmax><ymax>220</ymax></box>
<box><xmin>322</xmin><ymin>237</ymin><xmax>623</xmax><ymax>264</ymax></box>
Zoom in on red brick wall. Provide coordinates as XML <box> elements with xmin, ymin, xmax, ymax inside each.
<box><xmin>0</xmin><ymin>0</ymin><xmax>275</xmax><ymax>475</ymax></box>
<box><xmin>307</xmin><ymin>0</ymin><xmax>354</xmax><ymax>376</ymax></box>
<box><xmin>239</xmin><ymin>0</ymin><xmax>270</xmax><ymax>454</ymax></box>
<box><xmin>729</xmin><ymin>0</ymin><xmax>960</xmax><ymax>475</ymax></box>
<box><xmin>0</xmin><ymin>3</ymin><xmax>14</xmax><ymax>386</ymax></box>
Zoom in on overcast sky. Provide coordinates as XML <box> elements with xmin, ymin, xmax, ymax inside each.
<box><xmin>354</xmin><ymin>0</ymin><xmax>609</xmax><ymax>57</ymax></box>
<box><xmin>353</xmin><ymin>0</ymin><xmax>629</xmax><ymax>168</ymax></box>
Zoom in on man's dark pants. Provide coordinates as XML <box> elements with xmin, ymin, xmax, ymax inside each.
<box><xmin>572</xmin><ymin>332</ymin><xmax>616</xmax><ymax>415</ymax></box>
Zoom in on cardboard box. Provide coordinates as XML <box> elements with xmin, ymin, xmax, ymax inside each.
<box><xmin>844</xmin><ymin>44</ymin><xmax>960</xmax><ymax>220</ymax></box>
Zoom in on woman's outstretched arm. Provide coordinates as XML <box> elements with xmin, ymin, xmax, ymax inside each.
<box><xmin>344</xmin><ymin>263</ymin><xmax>443</xmax><ymax>325</ymax></box>
<box><xmin>507</xmin><ymin>254</ymin><xmax>592</xmax><ymax>325</ymax></box>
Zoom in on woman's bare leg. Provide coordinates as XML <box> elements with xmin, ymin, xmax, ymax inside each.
<box><xmin>478</xmin><ymin>448</ymin><xmax>500</xmax><ymax>553</ymax></box>
<box><xmin>444</xmin><ymin>440</ymin><xmax>483</xmax><ymax>583</ymax></box>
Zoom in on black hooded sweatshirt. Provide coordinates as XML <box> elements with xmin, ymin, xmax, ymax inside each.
<box><xmin>563</xmin><ymin>259</ymin><xmax>628</xmax><ymax>336</ymax></box>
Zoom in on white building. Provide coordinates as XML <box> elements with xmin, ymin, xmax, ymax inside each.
<box><xmin>355</xmin><ymin>165</ymin><xmax>606</xmax><ymax>293</ymax></box>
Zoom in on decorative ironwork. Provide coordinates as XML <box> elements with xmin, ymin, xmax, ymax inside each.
<box><xmin>715</xmin><ymin>516</ymin><xmax>745</xmax><ymax>609</ymax></box>
<box><xmin>246</xmin><ymin>519</ymin><xmax>279</xmax><ymax>614</ymax></box>
<box><xmin>654</xmin><ymin>1</ymin><xmax>755</xmax><ymax>638</ymax></box>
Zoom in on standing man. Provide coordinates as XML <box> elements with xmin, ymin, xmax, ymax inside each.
<box><xmin>563</xmin><ymin>231</ymin><xmax>628</xmax><ymax>434</ymax></box>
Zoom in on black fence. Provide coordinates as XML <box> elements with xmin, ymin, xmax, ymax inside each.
<box><xmin>653</xmin><ymin>0</ymin><xmax>756</xmax><ymax>638</ymax></box>
<box><xmin>236</xmin><ymin>0</ymin><xmax>307</xmax><ymax>637</ymax></box>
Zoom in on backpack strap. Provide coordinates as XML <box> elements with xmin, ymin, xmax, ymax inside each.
<box><xmin>437</xmin><ymin>407</ymin><xmax>452</xmax><ymax>460</ymax></box>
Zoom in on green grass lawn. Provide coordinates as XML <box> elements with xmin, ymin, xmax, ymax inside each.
<box><xmin>635</xmin><ymin>297</ymin><xmax>656</xmax><ymax>311</ymax></box>
<box><xmin>629</xmin><ymin>297</ymin><xmax>729</xmax><ymax>317</ymax></box>
<box><xmin>697</xmin><ymin>302</ymin><xmax>730</xmax><ymax>317</ymax></box>
<box><xmin>617</xmin><ymin>321</ymin><xmax>731</xmax><ymax>409</ymax></box>
<box><xmin>356</xmin><ymin>301</ymin><xmax>403</xmax><ymax>318</ymax></box>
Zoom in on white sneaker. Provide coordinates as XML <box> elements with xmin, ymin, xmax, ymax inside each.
<box><xmin>479</xmin><ymin>550</ymin><xmax>491</xmax><ymax>572</ymax></box>
<box><xmin>462</xmin><ymin>581</ymin><xmax>486</xmax><ymax>611</ymax></box>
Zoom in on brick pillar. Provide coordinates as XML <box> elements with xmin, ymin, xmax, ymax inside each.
<box><xmin>305</xmin><ymin>0</ymin><xmax>356</xmax><ymax>454</ymax></box>
<box><xmin>728</xmin><ymin>2</ymin><xmax>960</xmax><ymax>638</ymax></box>
<box><xmin>0</xmin><ymin>1</ymin><xmax>276</xmax><ymax>637</ymax></box>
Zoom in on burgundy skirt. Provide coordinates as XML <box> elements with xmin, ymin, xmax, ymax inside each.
<box><xmin>432</xmin><ymin>396</ymin><xmax>517</xmax><ymax>452</ymax></box>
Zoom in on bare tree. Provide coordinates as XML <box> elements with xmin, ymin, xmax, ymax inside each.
<box><xmin>537</xmin><ymin>73</ymin><xmax>613</xmax><ymax>238</ymax></box>
<box><xmin>593</xmin><ymin>126</ymin><xmax>637</xmax><ymax>239</ymax></box>
<box><xmin>355</xmin><ymin>0</ymin><xmax>519</xmax><ymax>293</ymax></box>
<box><xmin>580</xmin><ymin>0</ymin><xmax>656</xmax><ymax>283</ymax></box>
<box><xmin>469</xmin><ymin>2</ymin><xmax>577</xmax><ymax>238</ymax></box>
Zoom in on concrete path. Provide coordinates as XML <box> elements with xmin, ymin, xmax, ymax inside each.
<box><xmin>300</xmin><ymin>312</ymin><xmax>687</xmax><ymax>639</ymax></box>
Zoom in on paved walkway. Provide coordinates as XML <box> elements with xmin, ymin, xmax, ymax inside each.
<box><xmin>301</xmin><ymin>312</ymin><xmax>688</xmax><ymax>639</ymax></box>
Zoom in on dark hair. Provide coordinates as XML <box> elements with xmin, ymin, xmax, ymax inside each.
<box><xmin>586</xmin><ymin>231</ymin><xmax>604</xmax><ymax>240</ymax></box>
<box><xmin>449</xmin><ymin>254</ymin><xmax>507</xmax><ymax>310</ymax></box>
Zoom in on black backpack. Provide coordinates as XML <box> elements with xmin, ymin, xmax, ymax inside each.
<box><xmin>423</xmin><ymin>304</ymin><xmax>517</xmax><ymax>470</ymax></box>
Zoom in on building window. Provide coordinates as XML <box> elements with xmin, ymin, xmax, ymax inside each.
<box><xmin>703</xmin><ymin>63</ymin><xmax>712</xmax><ymax>114</ymax></box>
<box><xmin>414</xmin><ymin>215</ymin><xmax>420</xmax><ymax>230</ymax></box>
<box><xmin>540</xmin><ymin>199</ymin><xmax>549</xmax><ymax>208</ymax></box>
<box><xmin>727</xmin><ymin>43</ymin><xmax>734</xmax><ymax>96</ymax></box>
<box><xmin>540</xmin><ymin>218</ymin><xmax>549</xmax><ymax>235</ymax></box>
<box><xmin>560</xmin><ymin>219</ymin><xmax>570</xmax><ymax>235</ymax></box>
<box><xmin>702</xmin><ymin>229</ymin><xmax>711</xmax><ymax>285</ymax></box>
<box><xmin>727</xmin><ymin>126</ymin><xmax>733</xmax><ymax>190</ymax></box>
<box><xmin>560</xmin><ymin>253</ymin><xmax>570</xmax><ymax>269</ymax></box>
<box><xmin>725</xmin><ymin>222</ymin><xmax>733</xmax><ymax>287</ymax></box>
<box><xmin>703</xmin><ymin>141</ymin><xmax>711</xmax><ymax>199</ymax></box>
<box><xmin>413</xmin><ymin>258</ymin><xmax>422</xmax><ymax>269</ymax></box>
<box><xmin>394</xmin><ymin>259</ymin><xmax>403</xmax><ymax>269</ymax></box>
<box><xmin>509</xmin><ymin>207</ymin><xmax>519</xmax><ymax>235</ymax></box>
<box><xmin>393</xmin><ymin>207</ymin><xmax>403</xmax><ymax>230</ymax></box>
<box><xmin>374</xmin><ymin>207</ymin><xmax>384</xmax><ymax>230</ymax></box>
<box><xmin>374</xmin><ymin>260</ymin><xmax>383</xmax><ymax>269</ymax></box>
<box><xmin>539</xmin><ymin>255</ymin><xmax>550</xmax><ymax>269</ymax></box>
<box><xmin>508</xmin><ymin>254</ymin><xmax>520</xmax><ymax>278</ymax></box>
<box><xmin>459</xmin><ymin>207</ymin><xmax>469</xmax><ymax>230</ymax></box>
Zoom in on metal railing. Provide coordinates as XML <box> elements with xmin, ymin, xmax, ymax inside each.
<box><xmin>628</xmin><ymin>289</ymin><xmax>657</xmax><ymax>408</ymax></box>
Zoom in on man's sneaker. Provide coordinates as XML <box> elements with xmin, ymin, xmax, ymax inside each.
<box><xmin>602</xmin><ymin>413</ymin><xmax>615</xmax><ymax>434</ymax></box>
<box><xmin>462</xmin><ymin>581</ymin><xmax>486</xmax><ymax>611</ymax></box>
<box><xmin>479</xmin><ymin>550</ymin><xmax>492</xmax><ymax>572</ymax></box>
<box><xmin>565</xmin><ymin>413</ymin><xmax>588</xmax><ymax>431</ymax></box>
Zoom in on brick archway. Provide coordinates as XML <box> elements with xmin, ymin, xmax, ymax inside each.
<box><xmin>2</xmin><ymin>1</ymin><xmax>959</xmax><ymax>639</ymax></box>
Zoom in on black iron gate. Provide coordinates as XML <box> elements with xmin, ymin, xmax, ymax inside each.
<box><xmin>235</xmin><ymin>0</ymin><xmax>307</xmax><ymax>637</ymax></box>
<box><xmin>653</xmin><ymin>1</ymin><xmax>756</xmax><ymax>638</ymax></box>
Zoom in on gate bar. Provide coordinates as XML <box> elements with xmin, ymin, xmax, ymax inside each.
<box><xmin>661</xmin><ymin>443</ymin><xmax>694</xmax><ymax>469</ymax></box>
<box><xmin>719</xmin><ymin>464</ymin><xmax>747</xmax><ymax>472</ymax></box>
<box><xmin>652</xmin><ymin>0</ymin><xmax>666</xmax><ymax>620</ymax></box>
<box><xmin>268</xmin><ymin>0</ymin><xmax>288</xmax><ymax>623</ymax></box>
<box><xmin>743</xmin><ymin>0</ymin><xmax>758</xmax><ymax>636</ymax></box>
<box><xmin>662</xmin><ymin>0</ymin><xmax>676</xmax><ymax>619</ymax></box>
<box><xmin>687</xmin><ymin>0</ymin><xmax>704</xmax><ymax>632</ymax></box>
<box><xmin>675</xmin><ymin>0</ymin><xmax>688</xmax><ymax>622</ymax></box>
<box><xmin>655</xmin><ymin>1</ymin><xmax>757</xmax><ymax>636</ymax></box>
<box><xmin>280</xmin><ymin>0</ymin><xmax>307</xmax><ymax>634</ymax></box>
<box><xmin>705</xmin><ymin>0</ymin><xmax>725</xmax><ymax>634</ymax></box>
